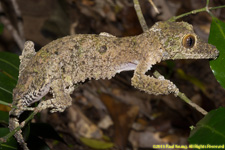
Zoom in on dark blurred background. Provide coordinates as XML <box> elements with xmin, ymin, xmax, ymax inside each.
<box><xmin>0</xmin><ymin>0</ymin><xmax>225</xmax><ymax>150</ymax></box>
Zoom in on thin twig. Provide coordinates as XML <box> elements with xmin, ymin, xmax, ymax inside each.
<box><xmin>70</xmin><ymin>21</ymin><xmax>79</xmax><ymax>35</ymax></box>
<box><xmin>148</xmin><ymin>0</ymin><xmax>159</xmax><ymax>14</ymax></box>
<box><xmin>133</xmin><ymin>0</ymin><xmax>148</xmax><ymax>32</ymax></box>
<box><xmin>153</xmin><ymin>71</ymin><xmax>207</xmax><ymax>115</ymax></box>
<box><xmin>0</xmin><ymin>100</ymin><xmax>15</xmax><ymax>108</ymax></box>
<box><xmin>178</xmin><ymin>93</ymin><xmax>208</xmax><ymax>115</ymax></box>
<box><xmin>0</xmin><ymin>1</ymin><xmax>24</xmax><ymax>50</ymax></box>
<box><xmin>206</xmin><ymin>0</ymin><xmax>210</xmax><ymax>12</ymax></box>
<box><xmin>10</xmin><ymin>0</ymin><xmax>25</xmax><ymax>41</ymax></box>
<box><xmin>0</xmin><ymin>100</ymin><xmax>34</xmax><ymax>111</ymax></box>
<box><xmin>169</xmin><ymin>5</ymin><xmax>225</xmax><ymax>22</ymax></box>
<box><xmin>0</xmin><ymin>110</ymin><xmax>38</xmax><ymax>143</ymax></box>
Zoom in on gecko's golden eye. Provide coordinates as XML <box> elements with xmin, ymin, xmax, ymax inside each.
<box><xmin>182</xmin><ymin>34</ymin><xmax>195</xmax><ymax>48</ymax></box>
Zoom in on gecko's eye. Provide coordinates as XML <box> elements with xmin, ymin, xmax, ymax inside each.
<box><xmin>182</xmin><ymin>34</ymin><xmax>195</xmax><ymax>48</ymax></box>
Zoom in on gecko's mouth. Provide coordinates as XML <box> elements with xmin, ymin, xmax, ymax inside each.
<box><xmin>188</xmin><ymin>53</ymin><xmax>219</xmax><ymax>59</ymax></box>
<box><xmin>173</xmin><ymin>50</ymin><xmax>219</xmax><ymax>60</ymax></box>
<box><xmin>203</xmin><ymin>50</ymin><xmax>219</xmax><ymax>60</ymax></box>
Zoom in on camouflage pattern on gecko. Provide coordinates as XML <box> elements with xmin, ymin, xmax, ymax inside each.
<box><xmin>9</xmin><ymin>21</ymin><xmax>219</xmax><ymax>150</ymax></box>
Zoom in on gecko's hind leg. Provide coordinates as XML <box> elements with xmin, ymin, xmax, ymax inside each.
<box><xmin>35</xmin><ymin>79</ymin><xmax>72</xmax><ymax>113</ymax></box>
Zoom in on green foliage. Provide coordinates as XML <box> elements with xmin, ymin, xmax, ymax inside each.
<box><xmin>0</xmin><ymin>52</ymin><xmax>19</xmax><ymax>103</ymax></box>
<box><xmin>0</xmin><ymin>128</ymin><xmax>17</xmax><ymax>150</ymax></box>
<box><xmin>0</xmin><ymin>111</ymin><xmax>9</xmax><ymax>125</ymax></box>
<box><xmin>209</xmin><ymin>17</ymin><xmax>225</xmax><ymax>89</ymax></box>
<box><xmin>0</xmin><ymin>52</ymin><xmax>19</xmax><ymax>150</ymax></box>
<box><xmin>189</xmin><ymin>107</ymin><xmax>225</xmax><ymax>148</ymax></box>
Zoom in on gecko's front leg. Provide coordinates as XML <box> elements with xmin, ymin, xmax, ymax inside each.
<box><xmin>35</xmin><ymin>79</ymin><xmax>72</xmax><ymax>113</ymax></box>
<box><xmin>131</xmin><ymin>60</ymin><xmax>179</xmax><ymax>96</ymax></box>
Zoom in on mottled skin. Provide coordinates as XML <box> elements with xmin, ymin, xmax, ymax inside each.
<box><xmin>9</xmin><ymin>21</ymin><xmax>218</xmax><ymax>150</ymax></box>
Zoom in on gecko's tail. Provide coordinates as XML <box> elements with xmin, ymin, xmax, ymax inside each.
<box><xmin>9</xmin><ymin>109</ymin><xmax>29</xmax><ymax>150</ymax></box>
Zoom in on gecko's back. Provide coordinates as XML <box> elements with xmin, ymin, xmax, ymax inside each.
<box><xmin>24</xmin><ymin>34</ymin><xmax>143</xmax><ymax>88</ymax></box>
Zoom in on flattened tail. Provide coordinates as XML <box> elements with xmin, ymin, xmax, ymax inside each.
<box><xmin>9</xmin><ymin>109</ymin><xmax>29</xmax><ymax>150</ymax></box>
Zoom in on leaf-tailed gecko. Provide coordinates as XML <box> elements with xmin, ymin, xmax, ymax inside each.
<box><xmin>8</xmin><ymin>21</ymin><xmax>219</xmax><ymax>150</ymax></box>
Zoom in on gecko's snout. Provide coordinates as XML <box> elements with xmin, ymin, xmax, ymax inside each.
<box><xmin>212</xmin><ymin>48</ymin><xmax>219</xmax><ymax>60</ymax></box>
<box><xmin>207</xmin><ymin>43</ymin><xmax>219</xmax><ymax>60</ymax></box>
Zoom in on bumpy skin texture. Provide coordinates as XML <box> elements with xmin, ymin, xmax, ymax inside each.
<box><xmin>9</xmin><ymin>21</ymin><xmax>219</xmax><ymax>150</ymax></box>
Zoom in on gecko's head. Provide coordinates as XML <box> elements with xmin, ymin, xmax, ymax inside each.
<box><xmin>149</xmin><ymin>21</ymin><xmax>219</xmax><ymax>60</ymax></box>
